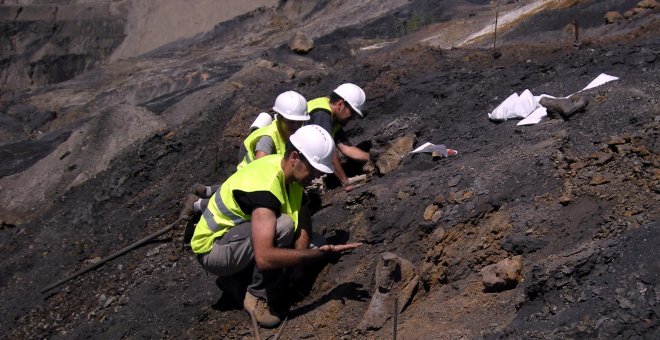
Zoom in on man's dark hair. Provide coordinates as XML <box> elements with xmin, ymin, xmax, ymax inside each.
<box><xmin>284</xmin><ymin>141</ymin><xmax>299</xmax><ymax>158</ymax></box>
<box><xmin>285</xmin><ymin>141</ymin><xmax>310</xmax><ymax>164</ymax></box>
<box><xmin>329</xmin><ymin>92</ymin><xmax>343</xmax><ymax>104</ymax></box>
<box><xmin>329</xmin><ymin>91</ymin><xmax>355</xmax><ymax>115</ymax></box>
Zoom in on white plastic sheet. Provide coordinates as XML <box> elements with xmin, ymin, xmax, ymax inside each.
<box><xmin>411</xmin><ymin>142</ymin><xmax>447</xmax><ymax>154</ymax></box>
<box><xmin>517</xmin><ymin>106</ymin><xmax>548</xmax><ymax>126</ymax></box>
<box><xmin>410</xmin><ymin>142</ymin><xmax>454</xmax><ymax>157</ymax></box>
<box><xmin>487</xmin><ymin>73</ymin><xmax>619</xmax><ymax>125</ymax></box>
<box><xmin>582</xmin><ymin>74</ymin><xmax>619</xmax><ymax>91</ymax></box>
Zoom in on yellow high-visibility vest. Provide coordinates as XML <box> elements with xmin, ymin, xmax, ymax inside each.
<box><xmin>191</xmin><ymin>154</ymin><xmax>303</xmax><ymax>254</ymax></box>
<box><xmin>236</xmin><ymin>121</ymin><xmax>286</xmax><ymax>170</ymax></box>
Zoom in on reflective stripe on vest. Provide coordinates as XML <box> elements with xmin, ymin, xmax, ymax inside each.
<box><xmin>201</xmin><ymin>193</ymin><xmax>245</xmax><ymax>232</ymax></box>
<box><xmin>237</xmin><ymin>121</ymin><xmax>286</xmax><ymax>170</ymax></box>
<box><xmin>191</xmin><ymin>154</ymin><xmax>304</xmax><ymax>254</ymax></box>
<box><xmin>307</xmin><ymin>97</ymin><xmax>342</xmax><ymax>138</ymax></box>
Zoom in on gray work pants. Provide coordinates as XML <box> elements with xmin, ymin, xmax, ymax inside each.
<box><xmin>198</xmin><ymin>215</ymin><xmax>296</xmax><ymax>300</ymax></box>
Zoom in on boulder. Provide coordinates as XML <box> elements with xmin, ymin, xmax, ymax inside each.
<box><xmin>539</xmin><ymin>94</ymin><xmax>588</xmax><ymax>119</ymax></box>
<box><xmin>605</xmin><ymin>11</ymin><xmax>624</xmax><ymax>24</ymax></box>
<box><xmin>289</xmin><ymin>31</ymin><xmax>314</xmax><ymax>54</ymax></box>
<box><xmin>636</xmin><ymin>0</ymin><xmax>658</xmax><ymax>9</ymax></box>
<box><xmin>590</xmin><ymin>173</ymin><xmax>612</xmax><ymax>185</ymax></box>
<box><xmin>429</xmin><ymin>227</ymin><xmax>446</xmax><ymax>244</ymax></box>
<box><xmin>559</xmin><ymin>193</ymin><xmax>573</xmax><ymax>205</ymax></box>
<box><xmin>481</xmin><ymin>255</ymin><xmax>523</xmax><ymax>292</ymax></box>
<box><xmin>423</xmin><ymin>204</ymin><xmax>439</xmax><ymax>221</ymax></box>
<box><xmin>447</xmin><ymin>174</ymin><xmax>462</xmax><ymax>187</ymax></box>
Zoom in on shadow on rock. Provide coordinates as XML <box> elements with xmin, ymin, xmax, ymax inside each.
<box><xmin>288</xmin><ymin>282</ymin><xmax>370</xmax><ymax>318</ymax></box>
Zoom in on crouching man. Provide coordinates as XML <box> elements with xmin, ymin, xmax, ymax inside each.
<box><xmin>190</xmin><ymin>125</ymin><xmax>362</xmax><ymax>328</ymax></box>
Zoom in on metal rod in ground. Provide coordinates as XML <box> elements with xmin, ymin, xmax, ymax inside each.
<box><xmin>573</xmin><ymin>17</ymin><xmax>580</xmax><ymax>49</ymax></box>
<box><xmin>273</xmin><ymin>315</ymin><xmax>288</xmax><ymax>340</ymax></box>
<box><xmin>247</xmin><ymin>309</ymin><xmax>262</xmax><ymax>340</ymax></box>
<box><xmin>492</xmin><ymin>0</ymin><xmax>500</xmax><ymax>57</ymax></box>
<box><xmin>301</xmin><ymin>313</ymin><xmax>322</xmax><ymax>340</ymax></box>
<box><xmin>295</xmin><ymin>289</ymin><xmax>343</xmax><ymax>337</ymax></box>
<box><xmin>393</xmin><ymin>296</ymin><xmax>398</xmax><ymax>340</ymax></box>
<box><xmin>41</xmin><ymin>217</ymin><xmax>182</xmax><ymax>293</ymax></box>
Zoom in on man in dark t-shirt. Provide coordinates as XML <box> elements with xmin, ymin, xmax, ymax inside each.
<box><xmin>306</xmin><ymin>83</ymin><xmax>369</xmax><ymax>190</ymax></box>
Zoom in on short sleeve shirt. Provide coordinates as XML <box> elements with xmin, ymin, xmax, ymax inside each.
<box><xmin>308</xmin><ymin>110</ymin><xmax>349</xmax><ymax>145</ymax></box>
<box><xmin>255</xmin><ymin>135</ymin><xmax>275</xmax><ymax>154</ymax></box>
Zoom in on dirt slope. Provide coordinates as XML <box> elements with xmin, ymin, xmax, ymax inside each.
<box><xmin>1</xmin><ymin>0</ymin><xmax>658</xmax><ymax>338</ymax></box>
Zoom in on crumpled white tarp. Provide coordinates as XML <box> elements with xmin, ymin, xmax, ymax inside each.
<box><xmin>488</xmin><ymin>73</ymin><xmax>619</xmax><ymax>126</ymax></box>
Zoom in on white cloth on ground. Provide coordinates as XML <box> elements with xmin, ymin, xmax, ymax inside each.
<box><xmin>487</xmin><ymin>73</ymin><xmax>619</xmax><ymax>126</ymax></box>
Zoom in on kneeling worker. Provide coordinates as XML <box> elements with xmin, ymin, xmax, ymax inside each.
<box><xmin>183</xmin><ymin>90</ymin><xmax>309</xmax><ymax>217</ymax></box>
<box><xmin>190</xmin><ymin>125</ymin><xmax>362</xmax><ymax>327</ymax></box>
<box><xmin>307</xmin><ymin>83</ymin><xmax>370</xmax><ymax>190</ymax></box>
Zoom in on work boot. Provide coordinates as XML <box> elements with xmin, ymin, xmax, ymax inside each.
<box><xmin>180</xmin><ymin>194</ymin><xmax>199</xmax><ymax>219</ymax></box>
<box><xmin>243</xmin><ymin>291</ymin><xmax>281</xmax><ymax>328</ymax></box>
<box><xmin>539</xmin><ymin>94</ymin><xmax>588</xmax><ymax>120</ymax></box>
<box><xmin>191</xmin><ymin>183</ymin><xmax>210</xmax><ymax>198</ymax></box>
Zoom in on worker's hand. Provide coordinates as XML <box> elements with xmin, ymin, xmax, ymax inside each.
<box><xmin>340</xmin><ymin>179</ymin><xmax>351</xmax><ymax>191</ymax></box>
<box><xmin>319</xmin><ymin>243</ymin><xmax>362</xmax><ymax>252</ymax></box>
<box><xmin>344</xmin><ymin>182</ymin><xmax>367</xmax><ymax>192</ymax></box>
<box><xmin>343</xmin><ymin>175</ymin><xmax>367</xmax><ymax>192</ymax></box>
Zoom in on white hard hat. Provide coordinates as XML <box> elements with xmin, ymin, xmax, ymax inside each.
<box><xmin>249</xmin><ymin>112</ymin><xmax>273</xmax><ymax>131</ymax></box>
<box><xmin>289</xmin><ymin>125</ymin><xmax>335</xmax><ymax>174</ymax></box>
<box><xmin>334</xmin><ymin>83</ymin><xmax>366</xmax><ymax>117</ymax></box>
<box><xmin>272</xmin><ymin>91</ymin><xmax>310</xmax><ymax>121</ymax></box>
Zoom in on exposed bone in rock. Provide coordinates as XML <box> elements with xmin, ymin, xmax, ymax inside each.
<box><xmin>375</xmin><ymin>133</ymin><xmax>416</xmax><ymax>175</ymax></box>
<box><xmin>358</xmin><ymin>252</ymin><xmax>418</xmax><ymax>330</ymax></box>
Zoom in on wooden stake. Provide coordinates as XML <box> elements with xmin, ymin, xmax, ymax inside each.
<box><xmin>41</xmin><ymin>217</ymin><xmax>183</xmax><ymax>293</ymax></box>
<box><xmin>393</xmin><ymin>295</ymin><xmax>398</xmax><ymax>340</ymax></box>
<box><xmin>493</xmin><ymin>0</ymin><xmax>500</xmax><ymax>58</ymax></box>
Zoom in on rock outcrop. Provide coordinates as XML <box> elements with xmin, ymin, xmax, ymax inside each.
<box><xmin>359</xmin><ymin>252</ymin><xmax>419</xmax><ymax>330</ymax></box>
